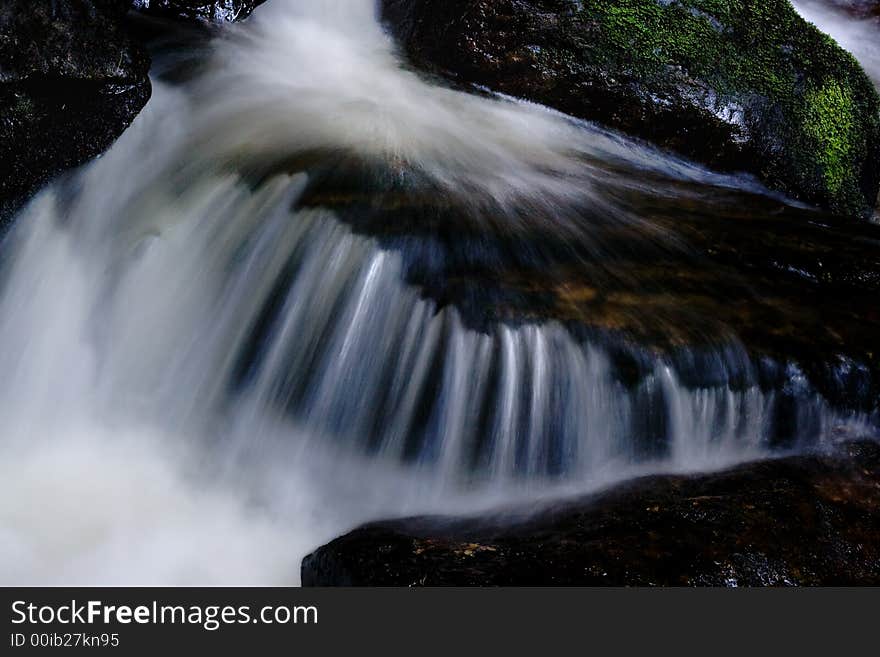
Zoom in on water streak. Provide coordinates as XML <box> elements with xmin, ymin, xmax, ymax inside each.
<box><xmin>0</xmin><ymin>0</ymin><xmax>875</xmax><ymax>585</ymax></box>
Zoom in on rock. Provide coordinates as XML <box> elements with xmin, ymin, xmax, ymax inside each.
<box><xmin>302</xmin><ymin>441</ymin><xmax>880</xmax><ymax>585</ymax></box>
<box><xmin>131</xmin><ymin>0</ymin><xmax>265</xmax><ymax>21</ymax></box>
<box><xmin>0</xmin><ymin>0</ymin><xmax>151</xmax><ymax>221</ymax></box>
<box><xmin>824</xmin><ymin>0</ymin><xmax>880</xmax><ymax>19</ymax></box>
<box><xmin>381</xmin><ymin>0</ymin><xmax>880</xmax><ymax>219</ymax></box>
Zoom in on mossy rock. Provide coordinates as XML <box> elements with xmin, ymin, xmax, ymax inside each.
<box><xmin>382</xmin><ymin>0</ymin><xmax>880</xmax><ymax>218</ymax></box>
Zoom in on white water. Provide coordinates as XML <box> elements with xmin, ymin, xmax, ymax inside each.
<box><xmin>793</xmin><ymin>1</ymin><xmax>880</xmax><ymax>86</ymax></box>
<box><xmin>0</xmin><ymin>0</ymin><xmax>876</xmax><ymax>585</ymax></box>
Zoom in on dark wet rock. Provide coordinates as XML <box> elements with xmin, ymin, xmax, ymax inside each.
<box><xmin>302</xmin><ymin>441</ymin><xmax>880</xmax><ymax>586</ymax></box>
<box><xmin>824</xmin><ymin>0</ymin><xmax>880</xmax><ymax>18</ymax></box>
<box><xmin>132</xmin><ymin>0</ymin><xmax>265</xmax><ymax>22</ymax></box>
<box><xmin>381</xmin><ymin>0</ymin><xmax>880</xmax><ymax>219</ymax></box>
<box><xmin>0</xmin><ymin>0</ymin><xmax>151</xmax><ymax>220</ymax></box>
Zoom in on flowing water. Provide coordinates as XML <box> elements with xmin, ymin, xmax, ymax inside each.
<box><xmin>0</xmin><ymin>0</ymin><xmax>878</xmax><ymax>584</ymax></box>
<box><xmin>792</xmin><ymin>1</ymin><xmax>880</xmax><ymax>85</ymax></box>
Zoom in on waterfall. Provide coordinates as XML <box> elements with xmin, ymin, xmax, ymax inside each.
<box><xmin>0</xmin><ymin>0</ymin><xmax>875</xmax><ymax>585</ymax></box>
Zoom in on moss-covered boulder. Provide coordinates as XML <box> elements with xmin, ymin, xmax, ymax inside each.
<box><xmin>0</xmin><ymin>0</ymin><xmax>151</xmax><ymax>220</ymax></box>
<box><xmin>382</xmin><ymin>0</ymin><xmax>880</xmax><ymax>218</ymax></box>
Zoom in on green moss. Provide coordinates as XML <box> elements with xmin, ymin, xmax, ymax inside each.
<box><xmin>570</xmin><ymin>0</ymin><xmax>880</xmax><ymax>216</ymax></box>
<box><xmin>393</xmin><ymin>0</ymin><xmax>880</xmax><ymax>216</ymax></box>
<box><xmin>804</xmin><ymin>81</ymin><xmax>857</xmax><ymax>198</ymax></box>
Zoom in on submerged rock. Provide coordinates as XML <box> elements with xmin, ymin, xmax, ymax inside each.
<box><xmin>381</xmin><ymin>0</ymin><xmax>880</xmax><ymax>219</ymax></box>
<box><xmin>302</xmin><ymin>441</ymin><xmax>880</xmax><ymax>586</ymax></box>
<box><xmin>0</xmin><ymin>0</ymin><xmax>151</xmax><ymax>220</ymax></box>
<box><xmin>131</xmin><ymin>0</ymin><xmax>265</xmax><ymax>22</ymax></box>
<box><xmin>298</xmin><ymin>156</ymin><xmax>880</xmax><ymax>417</ymax></box>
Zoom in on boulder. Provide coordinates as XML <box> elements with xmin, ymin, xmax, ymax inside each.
<box><xmin>303</xmin><ymin>441</ymin><xmax>880</xmax><ymax>586</ymax></box>
<box><xmin>0</xmin><ymin>0</ymin><xmax>151</xmax><ymax>220</ymax></box>
<box><xmin>381</xmin><ymin>0</ymin><xmax>880</xmax><ymax>219</ymax></box>
<box><xmin>131</xmin><ymin>0</ymin><xmax>265</xmax><ymax>21</ymax></box>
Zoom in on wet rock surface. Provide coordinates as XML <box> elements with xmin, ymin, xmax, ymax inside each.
<box><xmin>0</xmin><ymin>0</ymin><xmax>151</xmax><ymax>220</ymax></box>
<box><xmin>381</xmin><ymin>0</ymin><xmax>880</xmax><ymax>218</ymax></box>
<box><xmin>131</xmin><ymin>0</ymin><xmax>265</xmax><ymax>22</ymax></box>
<box><xmin>302</xmin><ymin>440</ymin><xmax>880</xmax><ymax>586</ymax></box>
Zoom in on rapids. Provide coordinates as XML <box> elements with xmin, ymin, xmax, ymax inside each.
<box><xmin>0</xmin><ymin>0</ymin><xmax>877</xmax><ymax>584</ymax></box>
